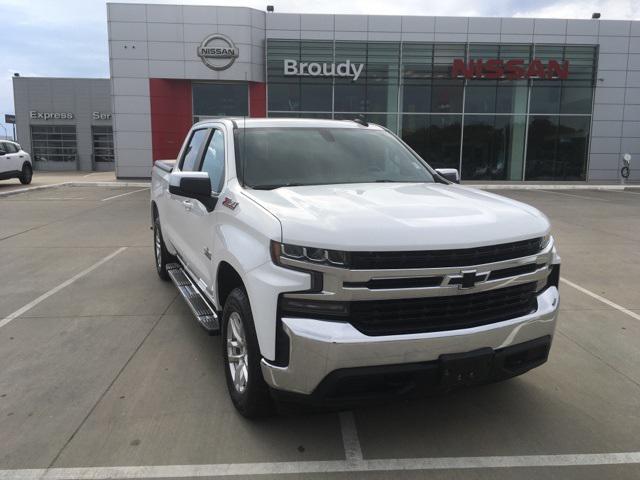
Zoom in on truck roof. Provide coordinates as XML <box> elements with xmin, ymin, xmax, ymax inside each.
<box><xmin>194</xmin><ymin>117</ymin><xmax>385</xmax><ymax>130</ymax></box>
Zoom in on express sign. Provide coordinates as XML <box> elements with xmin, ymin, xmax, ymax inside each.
<box><xmin>451</xmin><ymin>59</ymin><xmax>569</xmax><ymax>80</ymax></box>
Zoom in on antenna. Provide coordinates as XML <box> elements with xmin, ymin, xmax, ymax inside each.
<box><xmin>352</xmin><ymin>117</ymin><xmax>369</xmax><ymax>127</ymax></box>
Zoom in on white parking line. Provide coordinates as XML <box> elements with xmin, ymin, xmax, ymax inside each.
<box><xmin>101</xmin><ymin>188</ymin><xmax>149</xmax><ymax>202</ymax></box>
<box><xmin>561</xmin><ymin>277</ymin><xmax>640</xmax><ymax>322</ymax></box>
<box><xmin>539</xmin><ymin>190</ymin><xmax>612</xmax><ymax>202</ymax></box>
<box><xmin>0</xmin><ymin>248</ymin><xmax>127</xmax><ymax>330</ymax></box>
<box><xmin>339</xmin><ymin>411</ymin><xmax>363</xmax><ymax>461</ymax></box>
<box><xmin>2</xmin><ymin>452</ymin><xmax>640</xmax><ymax>479</ymax></box>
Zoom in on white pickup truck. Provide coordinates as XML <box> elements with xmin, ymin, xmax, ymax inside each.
<box><xmin>151</xmin><ymin>118</ymin><xmax>560</xmax><ymax>417</ymax></box>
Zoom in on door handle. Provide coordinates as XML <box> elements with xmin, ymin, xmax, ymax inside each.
<box><xmin>182</xmin><ymin>200</ymin><xmax>193</xmax><ymax>211</ymax></box>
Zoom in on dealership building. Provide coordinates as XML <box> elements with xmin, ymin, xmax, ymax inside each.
<box><xmin>11</xmin><ymin>3</ymin><xmax>640</xmax><ymax>181</ymax></box>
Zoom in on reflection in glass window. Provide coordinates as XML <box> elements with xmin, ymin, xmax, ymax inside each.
<box><xmin>193</xmin><ymin>83</ymin><xmax>248</xmax><ymax>117</ymax></box>
<box><xmin>181</xmin><ymin>129</ymin><xmax>209</xmax><ymax>172</ymax></box>
<box><xmin>525</xmin><ymin>115</ymin><xmax>590</xmax><ymax>181</ymax></box>
<box><xmin>200</xmin><ymin>129</ymin><xmax>225</xmax><ymax>192</ymax></box>
<box><xmin>462</xmin><ymin>115</ymin><xmax>526</xmax><ymax>181</ymax></box>
<box><xmin>334</xmin><ymin>42</ymin><xmax>399</xmax><ymax>113</ymax></box>
<box><xmin>401</xmin><ymin>114</ymin><xmax>461</xmax><ymax>170</ymax></box>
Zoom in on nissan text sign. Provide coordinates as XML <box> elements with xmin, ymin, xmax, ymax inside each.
<box><xmin>451</xmin><ymin>59</ymin><xmax>569</xmax><ymax>80</ymax></box>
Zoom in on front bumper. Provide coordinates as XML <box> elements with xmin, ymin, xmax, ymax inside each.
<box><xmin>261</xmin><ymin>286</ymin><xmax>559</xmax><ymax>397</ymax></box>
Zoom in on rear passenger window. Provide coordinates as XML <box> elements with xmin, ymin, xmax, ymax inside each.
<box><xmin>200</xmin><ymin>129</ymin><xmax>225</xmax><ymax>193</ymax></box>
<box><xmin>181</xmin><ymin>129</ymin><xmax>209</xmax><ymax>172</ymax></box>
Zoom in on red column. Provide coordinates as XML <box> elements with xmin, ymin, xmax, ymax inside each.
<box><xmin>249</xmin><ymin>82</ymin><xmax>266</xmax><ymax>117</ymax></box>
<box><xmin>149</xmin><ymin>79</ymin><xmax>193</xmax><ymax>162</ymax></box>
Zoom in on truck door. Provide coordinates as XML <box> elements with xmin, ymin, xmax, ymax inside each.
<box><xmin>181</xmin><ymin>127</ymin><xmax>226</xmax><ymax>292</ymax></box>
<box><xmin>165</xmin><ymin>128</ymin><xmax>210</xmax><ymax>262</ymax></box>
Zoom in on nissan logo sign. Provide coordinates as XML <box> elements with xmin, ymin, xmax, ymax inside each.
<box><xmin>197</xmin><ymin>34</ymin><xmax>239</xmax><ymax>71</ymax></box>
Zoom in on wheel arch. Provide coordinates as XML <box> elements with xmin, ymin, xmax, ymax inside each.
<box><xmin>217</xmin><ymin>261</ymin><xmax>246</xmax><ymax>311</ymax></box>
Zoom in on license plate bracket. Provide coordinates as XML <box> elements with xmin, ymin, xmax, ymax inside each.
<box><xmin>439</xmin><ymin>348</ymin><xmax>494</xmax><ymax>387</ymax></box>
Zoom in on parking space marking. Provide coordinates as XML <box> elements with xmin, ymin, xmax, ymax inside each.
<box><xmin>339</xmin><ymin>411</ymin><xmax>363</xmax><ymax>461</ymax></box>
<box><xmin>561</xmin><ymin>277</ymin><xmax>640</xmax><ymax>322</ymax></box>
<box><xmin>101</xmin><ymin>188</ymin><xmax>149</xmax><ymax>202</ymax></box>
<box><xmin>2</xmin><ymin>452</ymin><xmax>640</xmax><ymax>479</ymax></box>
<box><xmin>539</xmin><ymin>190</ymin><xmax>613</xmax><ymax>202</ymax></box>
<box><xmin>0</xmin><ymin>247</ymin><xmax>127</xmax><ymax>330</ymax></box>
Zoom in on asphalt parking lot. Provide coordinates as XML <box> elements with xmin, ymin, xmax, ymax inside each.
<box><xmin>1</xmin><ymin>184</ymin><xmax>640</xmax><ymax>479</ymax></box>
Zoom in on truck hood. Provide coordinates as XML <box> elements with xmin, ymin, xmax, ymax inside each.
<box><xmin>244</xmin><ymin>183</ymin><xmax>550</xmax><ymax>250</ymax></box>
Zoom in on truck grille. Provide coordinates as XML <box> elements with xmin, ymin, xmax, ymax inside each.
<box><xmin>348</xmin><ymin>282</ymin><xmax>538</xmax><ymax>336</ymax></box>
<box><xmin>348</xmin><ymin>237</ymin><xmax>543</xmax><ymax>270</ymax></box>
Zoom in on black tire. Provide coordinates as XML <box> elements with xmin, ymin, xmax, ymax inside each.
<box><xmin>19</xmin><ymin>163</ymin><xmax>32</xmax><ymax>185</ymax></box>
<box><xmin>153</xmin><ymin>215</ymin><xmax>176</xmax><ymax>281</ymax></box>
<box><xmin>222</xmin><ymin>288</ymin><xmax>273</xmax><ymax>418</ymax></box>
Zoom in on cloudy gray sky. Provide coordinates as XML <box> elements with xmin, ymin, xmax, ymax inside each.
<box><xmin>0</xmin><ymin>0</ymin><xmax>638</xmax><ymax>137</ymax></box>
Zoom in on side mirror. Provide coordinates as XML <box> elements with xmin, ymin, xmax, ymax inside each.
<box><xmin>0</xmin><ymin>149</ymin><xmax>6</xmax><ymax>156</ymax></box>
<box><xmin>435</xmin><ymin>168</ymin><xmax>460</xmax><ymax>184</ymax></box>
<box><xmin>169</xmin><ymin>171</ymin><xmax>217</xmax><ymax>211</ymax></box>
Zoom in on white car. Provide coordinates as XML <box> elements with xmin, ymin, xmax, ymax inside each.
<box><xmin>0</xmin><ymin>140</ymin><xmax>32</xmax><ymax>184</ymax></box>
<box><xmin>151</xmin><ymin>118</ymin><xmax>560</xmax><ymax>417</ymax></box>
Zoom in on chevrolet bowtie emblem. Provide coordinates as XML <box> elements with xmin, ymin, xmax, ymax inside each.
<box><xmin>447</xmin><ymin>269</ymin><xmax>489</xmax><ymax>289</ymax></box>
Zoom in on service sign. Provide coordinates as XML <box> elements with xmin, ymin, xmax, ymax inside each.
<box><xmin>4</xmin><ymin>114</ymin><xmax>15</xmax><ymax>124</ymax></box>
<box><xmin>452</xmin><ymin>59</ymin><xmax>570</xmax><ymax>80</ymax></box>
<box><xmin>92</xmin><ymin>112</ymin><xmax>112</xmax><ymax>120</ymax></box>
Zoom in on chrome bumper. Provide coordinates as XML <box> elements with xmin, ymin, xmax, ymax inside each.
<box><xmin>261</xmin><ymin>286</ymin><xmax>559</xmax><ymax>395</ymax></box>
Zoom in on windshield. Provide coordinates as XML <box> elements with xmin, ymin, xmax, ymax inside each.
<box><xmin>235</xmin><ymin>127</ymin><xmax>435</xmax><ymax>189</ymax></box>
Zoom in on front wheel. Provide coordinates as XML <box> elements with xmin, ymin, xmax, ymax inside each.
<box><xmin>19</xmin><ymin>163</ymin><xmax>32</xmax><ymax>185</ymax></box>
<box><xmin>222</xmin><ymin>288</ymin><xmax>273</xmax><ymax>418</ymax></box>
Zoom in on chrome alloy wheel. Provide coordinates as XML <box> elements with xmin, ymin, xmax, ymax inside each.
<box><xmin>227</xmin><ymin>311</ymin><xmax>249</xmax><ymax>393</ymax></box>
<box><xmin>154</xmin><ymin>226</ymin><xmax>162</xmax><ymax>271</ymax></box>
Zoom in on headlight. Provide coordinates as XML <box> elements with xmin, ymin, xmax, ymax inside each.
<box><xmin>540</xmin><ymin>233</ymin><xmax>552</xmax><ymax>251</ymax></box>
<box><xmin>271</xmin><ymin>241</ymin><xmax>348</xmax><ymax>268</ymax></box>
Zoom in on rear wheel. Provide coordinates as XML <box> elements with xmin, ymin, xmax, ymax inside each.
<box><xmin>153</xmin><ymin>215</ymin><xmax>176</xmax><ymax>281</ymax></box>
<box><xmin>222</xmin><ymin>288</ymin><xmax>273</xmax><ymax>418</ymax></box>
<box><xmin>19</xmin><ymin>163</ymin><xmax>32</xmax><ymax>185</ymax></box>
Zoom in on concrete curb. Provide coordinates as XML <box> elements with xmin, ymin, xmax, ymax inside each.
<box><xmin>0</xmin><ymin>181</ymin><xmax>150</xmax><ymax>198</ymax></box>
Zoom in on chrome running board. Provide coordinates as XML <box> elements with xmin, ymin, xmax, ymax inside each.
<box><xmin>167</xmin><ymin>263</ymin><xmax>220</xmax><ymax>335</ymax></box>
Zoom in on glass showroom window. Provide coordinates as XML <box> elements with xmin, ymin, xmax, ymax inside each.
<box><xmin>30</xmin><ymin>125</ymin><xmax>77</xmax><ymax>164</ymax></box>
<box><xmin>526</xmin><ymin>115</ymin><xmax>591</xmax><ymax>181</ymax></box>
<box><xmin>192</xmin><ymin>82</ymin><xmax>248</xmax><ymax>120</ymax></box>
<box><xmin>462</xmin><ymin>115</ymin><xmax>527</xmax><ymax>181</ymax></box>
<box><xmin>333</xmin><ymin>41</ymin><xmax>400</xmax><ymax>132</ymax></box>
<box><xmin>461</xmin><ymin>44</ymin><xmax>530</xmax><ymax>180</ymax></box>
<box><xmin>401</xmin><ymin>114</ymin><xmax>461</xmax><ymax>170</ymax></box>
<box><xmin>267</xmin><ymin>39</ymin><xmax>333</xmax><ymax>114</ymax></box>
<box><xmin>526</xmin><ymin>45</ymin><xmax>596</xmax><ymax>180</ymax></box>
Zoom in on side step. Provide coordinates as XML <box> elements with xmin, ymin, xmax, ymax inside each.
<box><xmin>167</xmin><ymin>263</ymin><xmax>220</xmax><ymax>335</ymax></box>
